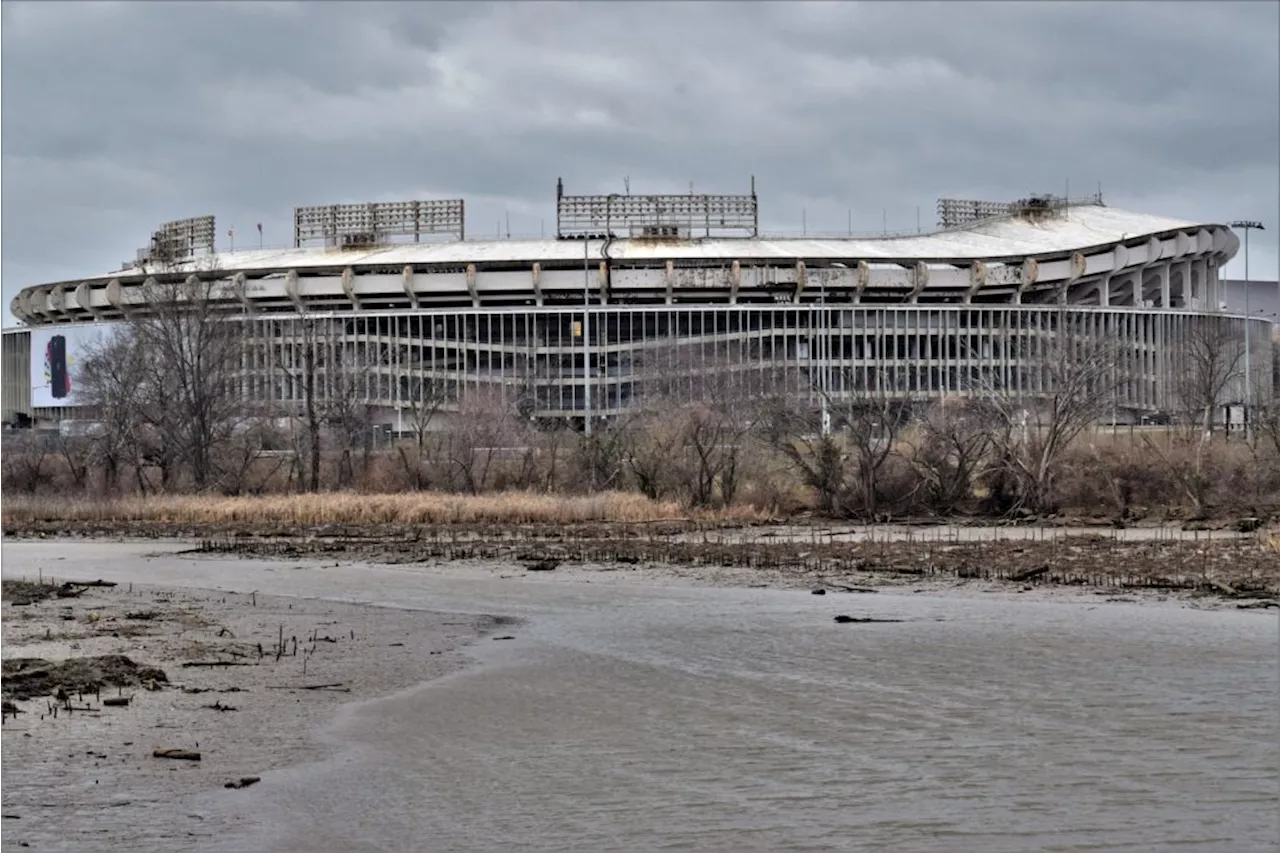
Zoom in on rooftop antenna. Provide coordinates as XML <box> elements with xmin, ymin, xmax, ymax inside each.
<box><xmin>624</xmin><ymin>176</ymin><xmax>630</xmax><ymax>195</ymax></box>
<box><xmin>505</xmin><ymin>211</ymin><xmax>510</xmax><ymax>239</ymax></box>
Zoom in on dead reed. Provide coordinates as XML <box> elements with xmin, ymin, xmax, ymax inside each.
<box><xmin>0</xmin><ymin>490</ymin><xmax>768</xmax><ymax>528</ymax></box>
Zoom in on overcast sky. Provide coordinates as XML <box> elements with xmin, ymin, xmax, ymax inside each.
<box><xmin>3</xmin><ymin>0</ymin><xmax>1277</xmax><ymax>324</ymax></box>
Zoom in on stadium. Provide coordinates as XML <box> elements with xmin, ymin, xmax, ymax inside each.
<box><xmin>1</xmin><ymin>180</ymin><xmax>1272</xmax><ymax>432</ymax></box>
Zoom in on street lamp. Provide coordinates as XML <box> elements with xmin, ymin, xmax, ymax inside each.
<box><xmin>583</xmin><ymin>234</ymin><xmax>591</xmax><ymax>436</ymax></box>
<box><xmin>1230</xmin><ymin>220</ymin><xmax>1265</xmax><ymax>435</ymax></box>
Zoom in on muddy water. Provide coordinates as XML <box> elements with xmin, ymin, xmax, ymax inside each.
<box><xmin>5</xmin><ymin>542</ymin><xmax>1278</xmax><ymax>852</ymax></box>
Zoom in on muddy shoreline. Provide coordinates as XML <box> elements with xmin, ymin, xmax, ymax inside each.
<box><xmin>8</xmin><ymin>513</ymin><xmax>1277</xmax><ymax>605</ymax></box>
<box><xmin>176</xmin><ymin>520</ymin><xmax>1280</xmax><ymax>607</ymax></box>
<box><xmin>0</xmin><ymin>578</ymin><xmax>505</xmax><ymax>851</ymax></box>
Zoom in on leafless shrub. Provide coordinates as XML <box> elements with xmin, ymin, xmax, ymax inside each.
<box><xmin>623</xmin><ymin>411</ymin><xmax>681</xmax><ymax>501</ymax></box>
<box><xmin>1</xmin><ymin>433</ymin><xmax>54</xmax><ymax>494</ymax></box>
<box><xmin>762</xmin><ymin>375</ymin><xmax>915</xmax><ymax>520</ymax></box>
<box><xmin>903</xmin><ymin>399</ymin><xmax>997</xmax><ymax>515</ymax></box>
<box><xmin>435</xmin><ymin>390</ymin><xmax>531</xmax><ymax>495</ymax></box>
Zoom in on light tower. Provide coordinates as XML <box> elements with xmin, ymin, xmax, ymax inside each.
<box><xmin>1230</xmin><ymin>220</ymin><xmax>1264</xmax><ymax>435</ymax></box>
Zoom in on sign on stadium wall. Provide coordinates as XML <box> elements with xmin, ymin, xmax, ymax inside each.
<box><xmin>28</xmin><ymin>324</ymin><xmax>120</xmax><ymax>408</ymax></box>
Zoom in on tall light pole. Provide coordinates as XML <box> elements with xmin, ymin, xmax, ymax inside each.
<box><xmin>583</xmin><ymin>235</ymin><xmax>591</xmax><ymax>436</ymax></box>
<box><xmin>1230</xmin><ymin>220</ymin><xmax>1264</xmax><ymax>435</ymax></box>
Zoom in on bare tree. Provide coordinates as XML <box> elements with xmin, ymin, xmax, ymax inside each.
<box><xmin>440</xmin><ymin>388</ymin><xmax>526</xmax><ymax>494</ymax></box>
<box><xmin>979</xmin><ymin>312</ymin><xmax>1123</xmax><ymax>515</ymax></box>
<box><xmin>75</xmin><ymin>275</ymin><xmax>247</xmax><ymax>492</ymax></box>
<box><xmin>142</xmin><ymin>276</ymin><xmax>248</xmax><ymax>489</ymax></box>
<box><xmin>55</xmin><ymin>433</ymin><xmax>94</xmax><ymax>492</ymax></box>
<box><xmin>276</xmin><ymin>318</ymin><xmax>393</xmax><ymax>491</ymax></box>
<box><xmin>323</xmin><ymin>347</ymin><xmax>378</xmax><ymax>489</ymax></box>
<box><xmin>78</xmin><ymin>327</ymin><xmax>150</xmax><ymax>494</ymax></box>
<box><xmin>394</xmin><ymin>374</ymin><xmax>450</xmax><ymax>490</ymax></box>
<box><xmin>1174</xmin><ymin>315</ymin><xmax>1246</xmax><ymax>436</ymax></box>
<box><xmin>575</xmin><ymin>421</ymin><xmax>629</xmax><ymax>493</ymax></box>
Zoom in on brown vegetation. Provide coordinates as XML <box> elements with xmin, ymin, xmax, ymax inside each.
<box><xmin>0</xmin><ymin>490</ymin><xmax>760</xmax><ymax>529</ymax></box>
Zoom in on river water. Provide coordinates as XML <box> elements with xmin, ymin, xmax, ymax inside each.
<box><xmin>4</xmin><ymin>542</ymin><xmax>1278</xmax><ymax>852</ymax></box>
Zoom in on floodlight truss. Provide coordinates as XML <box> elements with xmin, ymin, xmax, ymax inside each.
<box><xmin>556</xmin><ymin>179</ymin><xmax>758</xmax><ymax>239</ymax></box>
<box><xmin>150</xmin><ymin>215</ymin><xmax>216</xmax><ymax>261</ymax></box>
<box><xmin>936</xmin><ymin>198</ymin><xmax>1016</xmax><ymax>230</ymax></box>
<box><xmin>937</xmin><ymin>194</ymin><xmax>1078</xmax><ymax>230</ymax></box>
<box><xmin>293</xmin><ymin>200</ymin><xmax>466</xmax><ymax>248</ymax></box>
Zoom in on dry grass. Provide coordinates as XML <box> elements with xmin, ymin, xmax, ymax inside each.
<box><xmin>0</xmin><ymin>490</ymin><xmax>768</xmax><ymax>528</ymax></box>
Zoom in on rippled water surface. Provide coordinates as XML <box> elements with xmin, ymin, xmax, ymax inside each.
<box><xmin>6</xmin><ymin>543</ymin><xmax>1278</xmax><ymax>852</ymax></box>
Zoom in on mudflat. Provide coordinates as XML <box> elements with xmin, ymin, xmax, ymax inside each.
<box><xmin>1</xmin><ymin>575</ymin><xmax>503</xmax><ymax>851</ymax></box>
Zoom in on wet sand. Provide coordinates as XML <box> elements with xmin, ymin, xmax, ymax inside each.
<box><xmin>3</xmin><ymin>540</ymin><xmax>1278</xmax><ymax>852</ymax></box>
<box><xmin>1</xmin><ymin>573</ymin><xmax>501</xmax><ymax>851</ymax></box>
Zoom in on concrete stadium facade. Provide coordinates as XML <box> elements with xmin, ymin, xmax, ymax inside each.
<box><xmin>2</xmin><ymin>193</ymin><xmax>1272</xmax><ymax>429</ymax></box>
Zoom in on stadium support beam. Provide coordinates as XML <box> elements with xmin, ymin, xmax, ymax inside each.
<box><xmin>402</xmin><ymin>266</ymin><xmax>419</xmax><ymax>309</ymax></box>
<box><xmin>75</xmin><ymin>282</ymin><xmax>100</xmax><ymax>318</ymax></box>
<box><xmin>49</xmin><ymin>285</ymin><xmax>67</xmax><ymax>318</ymax></box>
<box><xmin>531</xmin><ymin>263</ymin><xmax>544</xmax><ymax>306</ymax></box>
<box><xmin>665</xmin><ymin>260</ymin><xmax>675</xmax><ymax>304</ymax></box>
<box><xmin>341</xmin><ymin>266</ymin><xmax>361</xmax><ymax>310</ymax></box>
<box><xmin>234</xmin><ymin>273</ymin><xmax>254</xmax><ymax>314</ymax></box>
<box><xmin>106</xmin><ymin>279</ymin><xmax>127</xmax><ymax>315</ymax></box>
<box><xmin>794</xmin><ymin>261</ymin><xmax>807</xmax><ymax>302</ymax></box>
<box><xmin>1014</xmin><ymin>259</ymin><xmax>1039</xmax><ymax>304</ymax></box>
<box><xmin>855</xmin><ymin>261</ymin><xmax>870</xmax><ymax>304</ymax></box>
<box><xmin>729</xmin><ymin>261</ymin><xmax>741</xmax><ymax>303</ymax></box>
<box><xmin>466</xmin><ymin>263</ymin><xmax>479</xmax><ymax>307</ymax></box>
<box><xmin>1058</xmin><ymin>252</ymin><xmax>1086</xmax><ymax>304</ymax></box>
<box><xmin>965</xmin><ymin>261</ymin><xmax>987</xmax><ymax>303</ymax></box>
<box><xmin>905</xmin><ymin>262</ymin><xmax>929</xmax><ymax>303</ymax></box>
<box><xmin>597</xmin><ymin>261</ymin><xmax>609</xmax><ymax>304</ymax></box>
<box><xmin>285</xmin><ymin>270</ymin><xmax>304</xmax><ymax>311</ymax></box>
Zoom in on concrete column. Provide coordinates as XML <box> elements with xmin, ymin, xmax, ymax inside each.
<box><xmin>1099</xmin><ymin>273</ymin><xmax>1111</xmax><ymax>307</ymax></box>
<box><xmin>1159</xmin><ymin>262</ymin><xmax>1171</xmax><ymax>308</ymax></box>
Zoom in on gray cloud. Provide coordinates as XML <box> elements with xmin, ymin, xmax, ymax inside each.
<box><xmin>3</xmin><ymin>0</ymin><xmax>1276</xmax><ymax>319</ymax></box>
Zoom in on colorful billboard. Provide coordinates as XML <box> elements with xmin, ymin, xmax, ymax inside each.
<box><xmin>28</xmin><ymin>324</ymin><xmax>121</xmax><ymax>408</ymax></box>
